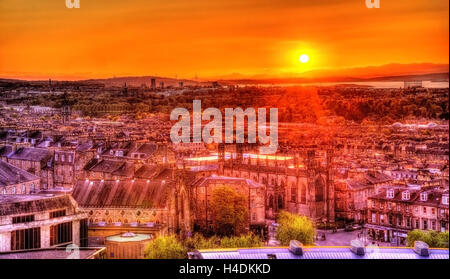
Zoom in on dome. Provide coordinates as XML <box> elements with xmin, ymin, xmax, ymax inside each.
<box><xmin>121</xmin><ymin>232</ymin><xmax>137</xmax><ymax>238</ymax></box>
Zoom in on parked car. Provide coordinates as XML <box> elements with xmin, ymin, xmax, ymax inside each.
<box><xmin>344</xmin><ymin>225</ymin><xmax>354</xmax><ymax>232</ymax></box>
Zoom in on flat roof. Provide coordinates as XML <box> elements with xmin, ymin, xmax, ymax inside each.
<box><xmin>0</xmin><ymin>247</ymin><xmax>105</xmax><ymax>259</ymax></box>
<box><xmin>195</xmin><ymin>246</ymin><xmax>449</xmax><ymax>260</ymax></box>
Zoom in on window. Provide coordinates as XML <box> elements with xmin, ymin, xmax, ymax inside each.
<box><xmin>371</xmin><ymin>213</ymin><xmax>376</xmax><ymax>223</ymax></box>
<box><xmin>402</xmin><ymin>191</ymin><xmax>410</xmax><ymax>200</ymax></box>
<box><xmin>443</xmin><ymin>196</ymin><xmax>449</xmax><ymax>205</ymax></box>
<box><xmin>11</xmin><ymin>228</ymin><xmax>41</xmax><ymax>251</ymax></box>
<box><xmin>423</xmin><ymin>207</ymin><xmax>427</xmax><ymax>214</ymax></box>
<box><xmin>420</xmin><ymin>193</ymin><xmax>428</xmax><ymax>202</ymax></box>
<box><xmin>11</xmin><ymin>186</ymin><xmax>16</xmax><ymax>194</ymax></box>
<box><xmin>432</xmin><ymin>221</ymin><xmax>436</xmax><ymax>231</ymax></box>
<box><xmin>50</xmin><ymin>210</ymin><xmax>66</xmax><ymax>219</ymax></box>
<box><xmin>406</xmin><ymin>218</ymin><xmax>411</xmax><ymax>228</ymax></box>
<box><xmin>12</xmin><ymin>215</ymin><xmax>35</xmax><ymax>224</ymax></box>
<box><xmin>50</xmin><ymin>222</ymin><xmax>73</xmax><ymax>246</ymax></box>
<box><xmin>1</xmin><ymin>188</ymin><xmax>5</xmax><ymax>194</ymax></box>
<box><xmin>80</xmin><ymin>219</ymin><xmax>88</xmax><ymax>247</ymax></box>
<box><xmin>431</xmin><ymin>208</ymin><xmax>435</xmax><ymax>215</ymax></box>
<box><xmin>21</xmin><ymin>184</ymin><xmax>26</xmax><ymax>194</ymax></box>
<box><xmin>380</xmin><ymin>215</ymin><xmax>384</xmax><ymax>224</ymax></box>
<box><xmin>68</xmin><ymin>155</ymin><xmax>72</xmax><ymax>163</ymax></box>
<box><xmin>55</xmin><ymin>154</ymin><xmax>59</xmax><ymax>161</ymax></box>
<box><xmin>386</xmin><ymin>189</ymin><xmax>395</xmax><ymax>199</ymax></box>
<box><xmin>291</xmin><ymin>185</ymin><xmax>297</xmax><ymax>202</ymax></box>
<box><xmin>61</xmin><ymin>155</ymin><xmax>65</xmax><ymax>162</ymax></box>
<box><xmin>397</xmin><ymin>217</ymin><xmax>402</xmax><ymax>227</ymax></box>
<box><xmin>415</xmin><ymin>219</ymin><xmax>419</xmax><ymax>229</ymax></box>
<box><xmin>423</xmin><ymin>220</ymin><xmax>428</xmax><ymax>230</ymax></box>
<box><xmin>30</xmin><ymin>183</ymin><xmax>35</xmax><ymax>193</ymax></box>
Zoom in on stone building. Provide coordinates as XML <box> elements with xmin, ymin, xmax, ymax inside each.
<box><xmin>1</xmin><ymin>146</ymin><xmax>53</xmax><ymax>190</ymax></box>
<box><xmin>219</xmin><ymin>147</ymin><xmax>335</xmax><ymax>223</ymax></box>
<box><xmin>0</xmin><ymin>160</ymin><xmax>40</xmax><ymax>195</ymax></box>
<box><xmin>366</xmin><ymin>187</ymin><xmax>449</xmax><ymax>244</ymax></box>
<box><xmin>0</xmin><ymin>194</ymin><xmax>88</xmax><ymax>252</ymax></box>
<box><xmin>335</xmin><ymin>179</ymin><xmax>374</xmax><ymax>223</ymax></box>
<box><xmin>190</xmin><ymin>176</ymin><xmax>266</xmax><ymax>233</ymax></box>
<box><xmin>71</xmin><ymin>168</ymin><xmax>190</xmax><ymax>244</ymax></box>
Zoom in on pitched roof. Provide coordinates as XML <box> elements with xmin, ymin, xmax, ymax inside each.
<box><xmin>8</xmin><ymin>147</ymin><xmax>50</xmax><ymax>162</ymax></box>
<box><xmin>0</xmin><ymin>194</ymin><xmax>74</xmax><ymax>216</ymax></box>
<box><xmin>72</xmin><ymin>177</ymin><xmax>173</xmax><ymax>209</ymax></box>
<box><xmin>0</xmin><ymin>160</ymin><xmax>39</xmax><ymax>187</ymax></box>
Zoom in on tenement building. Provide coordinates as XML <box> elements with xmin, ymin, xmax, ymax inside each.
<box><xmin>366</xmin><ymin>187</ymin><xmax>449</xmax><ymax>244</ymax></box>
<box><xmin>0</xmin><ymin>160</ymin><xmax>40</xmax><ymax>194</ymax></box>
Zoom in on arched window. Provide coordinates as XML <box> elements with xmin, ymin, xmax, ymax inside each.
<box><xmin>268</xmin><ymin>195</ymin><xmax>274</xmax><ymax>208</ymax></box>
<box><xmin>300</xmin><ymin>184</ymin><xmax>306</xmax><ymax>204</ymax></box>
<box><xmin>291</xmin><ymin>184</ymin><xmax>297</xmax><ymax>202</ymax></box>
<box><xmin>315</xmin><ymin>177</ymin><xmax>325</xmax><ymax>202</ymax></box>
<box><xmin>180</xmin><ymin>192</ymin><xmax>185</xmax><ymax>220</ymax></box>
<box><xmin>278</xmin><ymin>195</ymin><xmax>284</xmax><ymax>209</ymax></box>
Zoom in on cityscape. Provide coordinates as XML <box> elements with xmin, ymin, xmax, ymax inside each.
<box><xmin>0</xmin><ymin>0</ymin><xmax>449</xmax><ymax>261</ymax></box>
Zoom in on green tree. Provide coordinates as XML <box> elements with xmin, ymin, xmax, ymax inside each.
<box><xmin>406</xmin><ymin>230</ymin><xmax>449</xmax><ymax>248</ymax></box>
<box><xmin>144</xmin><ymin>235</ymin><xmax>187</xmax><ymax>259</ymax></box>
<box><xmin>210</xmin><ymin>186</ymin><xmax>249</xmax><ymax>236</ymax></box>
<box><xmin>275</xmin><ymin>211</ymin><xmax>316</xmax><ymax>245</ymax></box>
<box><xmin>183</xmin><ymin>233</ymin><xmax>263</xmax><ymax>250</ymax></box>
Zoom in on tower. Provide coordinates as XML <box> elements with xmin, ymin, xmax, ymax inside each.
<box><xmin>61</xmin><ymin>93</ymin><xmax>71</xmax><ymax>124</ymax></box>
<box><xmin>151</xmin><ymin>78</ymin><xmax>156</xmax><ymax>90</ymax></box>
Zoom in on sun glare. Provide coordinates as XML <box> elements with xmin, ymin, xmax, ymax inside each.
<box><xmin>299</xmin><ymin>54</ymin><xmax>309</xmax><ymax>63</ymax></box>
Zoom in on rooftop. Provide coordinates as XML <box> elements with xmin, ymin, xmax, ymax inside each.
<box><xmin>0</xmin><ymin>247</ymin><xmax>105</xmax><ymax>259</ymax></box>
<box><xmin>193</xmin><ymin>246</ymin><xmax>449</xmax><ymax>260</ymax></box>
<box><xmin>0</xmin><ymin>160</ymin><xmax>39</xmax><ymax>187</ymax></box>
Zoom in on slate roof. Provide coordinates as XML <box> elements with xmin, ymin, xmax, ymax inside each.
<box><xmin>0</xmin><ymin>194</ymin><xmax>74</xmax><ymax>216</ymax></box>
<box><xmin>7</xmin><ymin>147</ymin><xmax>50</xmax><ymax>162</ymax></box>
<box><xmin>0</xmin><ymin>160</ymin><xmax>39</xmax><ymax>187</ymax></box>
<box><xmin>72</xmin><ymin>177</ymin><xmax>173</xmax><ymax>209</ymax></box>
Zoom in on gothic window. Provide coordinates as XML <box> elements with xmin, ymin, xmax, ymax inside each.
<box><xmin>268</xmin><ymin>195</ymin><xmax>274</xmax><ymax>208</ymax></box>
<box><xmin>301</xmin><ymin>184</ymin><xmax>306</xmax><ymax>204</ymax></box>
<box><xmin>290</xmin><ymin>184</ymin><xmax>297</xmax><ymax>203</ymax></box>
<box><xmin>315</xmin><ymin>177</ymin><xmax>325</xmax><ymax>202</ymax></box>
<box><xmin>278</xmin><ymin>195</ymin><xmax>284</xmax><ymax>210</ymax></box>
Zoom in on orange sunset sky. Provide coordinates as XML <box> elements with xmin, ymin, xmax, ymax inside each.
<box><xmin>0</xmin><ymin>0</ymin><xmax>448</xmax><ymax>80</ymax></box>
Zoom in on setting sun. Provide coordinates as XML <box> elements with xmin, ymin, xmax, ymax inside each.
<box><xmin>299</xmin><ymin>54</ymin><xmax>310</xmax><ymax>64</ymax></box>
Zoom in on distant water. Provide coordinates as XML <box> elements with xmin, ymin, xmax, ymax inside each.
<box><xmin>239</xmin><ymin>81</ymin><xmax>449</xmax><ymax>88</ymax></box>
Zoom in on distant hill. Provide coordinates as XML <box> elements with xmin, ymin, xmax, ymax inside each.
<box><xmin>213</xmin><ymin>63</ymin><xmax>449</xmax><ymax>84</ymax></box>
<box><xmin>82</xmin><ymin>76</ymin><xmax>208</xmax><ymax>87</ymax></box>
